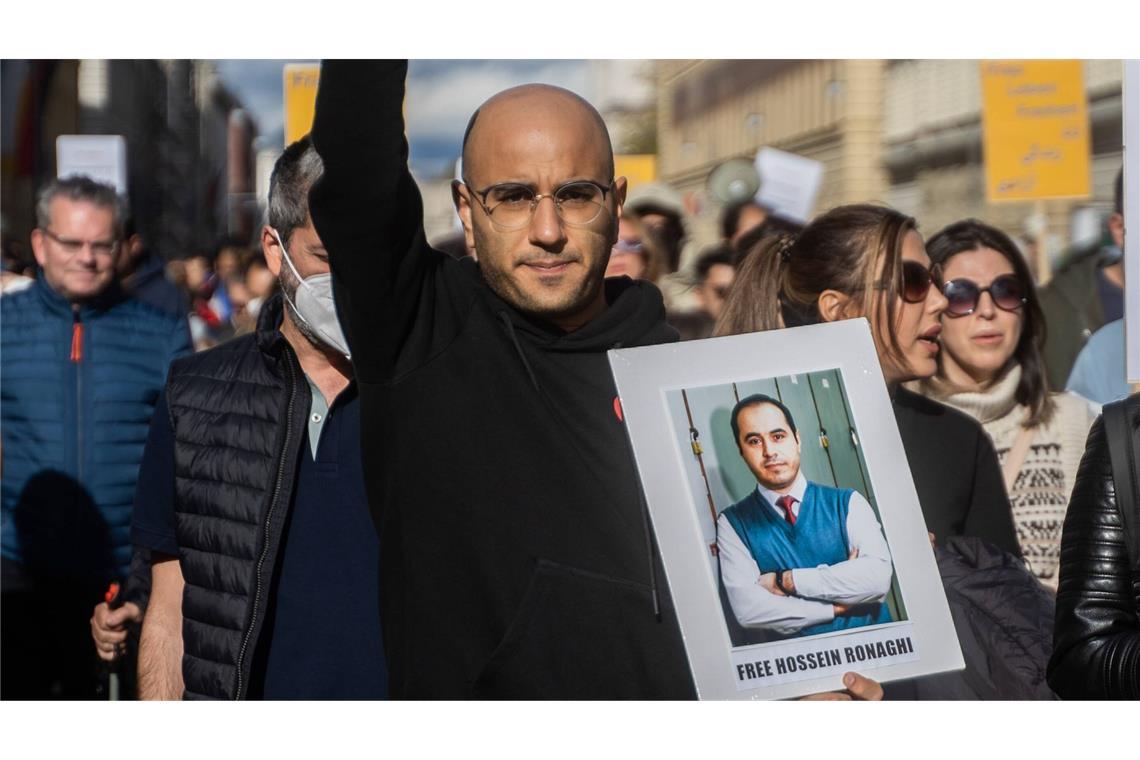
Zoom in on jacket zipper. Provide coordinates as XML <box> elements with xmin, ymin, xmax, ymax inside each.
<box><xmin>72</xmin><ymin>314</ymin><xmax>83</xmax><ymax>481</ymax></box>
<box><xmin>233</xmin><ymin>353</ymin><xmax>298</xmax><ymax>699</ymax></box>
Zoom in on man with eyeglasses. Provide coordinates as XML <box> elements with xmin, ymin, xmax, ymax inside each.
<box><xmin>308</xmin><ymin>61</ymin><xmax>880</xmax><ymax>699</ymax></box>
<box><xmin>1</xmin><ymin>175</ymin><xmax>190</xmax><ymax>699</ymax></box>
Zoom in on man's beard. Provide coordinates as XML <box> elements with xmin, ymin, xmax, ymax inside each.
<box><xmin>278</xmin><ymin>270</ymin><xmax>327</xmax><ymax>349</ymax></box>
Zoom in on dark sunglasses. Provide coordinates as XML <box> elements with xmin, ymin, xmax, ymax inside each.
<box><xmin>898</xmin><ymin>261</ymin><xmax>942</xmax><ymax>304</ymax></box>
<box><xmin>942</xmin><ymin>274</ymin><xmax>1027</xmax><ymax>317</ymax></box>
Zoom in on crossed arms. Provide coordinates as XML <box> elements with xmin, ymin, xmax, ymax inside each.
<box><xmin>716</xmin><ymin>491</ymin><xmax>892</xmax><ymax>636</ymax></box>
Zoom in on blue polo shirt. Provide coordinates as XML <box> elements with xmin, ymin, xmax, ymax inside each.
<box><xmin>131</xmin><ymin>381</ymin><xmax>387</xmax><ymax>700</ymax></box>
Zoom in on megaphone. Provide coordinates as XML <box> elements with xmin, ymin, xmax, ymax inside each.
<box><xmin>706</xmin><ymin>158</ymin><xmax>761</xmax><ymax>205</ymax></box>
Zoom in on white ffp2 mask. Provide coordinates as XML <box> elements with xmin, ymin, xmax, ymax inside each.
<box><xmin>273</xmin><ymin>229</ymin><xmax>351</xmax><ymax>359</ymax></box>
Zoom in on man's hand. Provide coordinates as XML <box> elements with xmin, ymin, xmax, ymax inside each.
<box><xmin>90</xmin><ymin>601</ymin><xmax>143</xmax><ymax>662</ymax></box>
<box><xmin>757</xmin><ymin>572</ymin><xmax>786</xmax><ymax>596</ymax></box>
<box><xmin>799</xmin><ymin>672</ymin><xmax>884</xmax><ymax>701</ymax></box>
<box><xmin>833</xmin><ymin>603</ymin><xmax>850</xmax><ymax>616</ymax></box>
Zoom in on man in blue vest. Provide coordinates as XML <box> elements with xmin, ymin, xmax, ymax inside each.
<box><xmin>717</xmin><ymin>393</ymin><xmax>894</xmax><ymax>641</ymax></box>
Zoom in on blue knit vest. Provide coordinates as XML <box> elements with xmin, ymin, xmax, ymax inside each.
<box><xmin>722</xmin><ymin>482</ymin><xmax>890</xmax><ymax>636</ymax></box>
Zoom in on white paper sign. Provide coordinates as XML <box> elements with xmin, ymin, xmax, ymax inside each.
<box><xmin>754</xmin><ymin>147</ymin><xmax>824</xmax><ymax>224</ymax></box>
<box><xmin>732</xmin><ymin>622</ymin><xmax>919</xmax><ymax>690</ymax></box>
<box><xmin>608</xmin><ymin>320</ymin><xmax>964</xmax><ymax>700</ymax></box>
<box><xmin>56</xmin><ymin>135</ymin><xmax>127</xmax><ymax>193</ymax></box>
<box><xmin>1125</xmin><ymin>60</ymin><xmax>1139</xmax><ymax>383</ymax></box>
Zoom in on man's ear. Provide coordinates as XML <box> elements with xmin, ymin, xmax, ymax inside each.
<box><xmin>452</xmin><ymin>181</ymin><xmax>477</xmax><ymax>260</ymax></box>
<box><xmin>613</xmin><ymin>175</ymin><xmax>628</xmax><ymax>217</ymax></box>
<box><xmin>30</xmin><ymin>228</ymin><xmax>46</xmax><ymax>269</ymax></box>
<box><xmin>261</xmin><ymin>225</ymin><xmax>283</xmax><ymax>278</ymax></box>
<box><xmin>817</xmin><ymin>289</ymin><xmax>851</xmax><ymax>323</ymax></box>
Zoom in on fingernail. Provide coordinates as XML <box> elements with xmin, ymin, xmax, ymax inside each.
<box><xmin>844</xmin><ymin>673</ymin><xmax>854</xmax><ymax>687</ymax></box>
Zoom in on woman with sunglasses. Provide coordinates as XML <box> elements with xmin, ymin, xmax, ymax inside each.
<box><xmin>715</xmin><ymin>204</ymin><xmax>1020</xmax><ymax>555</ymax></box>
<box><xmin>914</xmin><ymin>220</ymin><xmax>1098</xmax><ymax>588</ymax></box>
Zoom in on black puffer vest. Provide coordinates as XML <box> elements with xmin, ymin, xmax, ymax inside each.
<box><xmin>167</xmin><ymin>295</ymin><xmax>309</xmax><ymax>699</ymax></box>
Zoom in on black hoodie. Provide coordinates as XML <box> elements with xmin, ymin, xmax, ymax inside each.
<box><xmin>310</xmin><ymin>60</ymin><xmax>694</xmax><ymax>699</ymax></box>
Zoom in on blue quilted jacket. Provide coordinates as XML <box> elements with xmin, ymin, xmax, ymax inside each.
<box><xmin>1</xmin><ymin>276</ymin><xmax>191</xmax><ymax>581</ymax></box>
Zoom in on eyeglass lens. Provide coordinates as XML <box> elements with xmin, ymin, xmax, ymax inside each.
<box><xmin>45</xmin><ymin>229</ymin><xmax>116</xmax><ymax>257</ymax></box>
<box><xmin>900</xmin><ymin>261</ymin><xmax>937</xmax><ymax>303</ymax></box>
<box><xmin>943</xmin><ymin>274</ymin><xmax>1025</xmax><ymax>316</ymax></box>
<box><xmin>483</xmin><ymin>182</ymin><xmax>605</xmax><ymax>229</ymax></box>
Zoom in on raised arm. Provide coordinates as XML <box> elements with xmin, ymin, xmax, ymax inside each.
<box><xmin>309</xmin><ymin>60</ymin><xmax>468</xmax><ymax>383</ymax></box>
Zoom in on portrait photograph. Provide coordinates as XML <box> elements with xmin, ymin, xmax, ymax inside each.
<box><xmin>666</xmin><ymin>371</ymin><xmax>906</xmax><ymax>648</ymax></box>
<box><xmin>609</xmin><ymin>320</ymin><xmax>964</xmax><ymax>699</ymax></box>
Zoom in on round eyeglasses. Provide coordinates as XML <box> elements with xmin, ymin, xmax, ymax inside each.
<box><xmin>464</xmin><ymin>180</ymin><xmax>613</xmax><ymax>231</ymax></box>
<box><xmin>942</xmin><ymin>274</ymin><xmax>1027</xmax><ymax>316</ymax></box>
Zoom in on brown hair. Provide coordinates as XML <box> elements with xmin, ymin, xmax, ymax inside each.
<box><xmin>714</xmin><ymin>204</ymin><xmax>917</xmax><ymax>369</ymax></box>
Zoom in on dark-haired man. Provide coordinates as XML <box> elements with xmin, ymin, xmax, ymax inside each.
<box><xmin>718</xmin><ymin>395</ymin><xmax>893</xmax><ymax>641</ymax></box>
<box><xmin>1040</xmin><ymin>169</ymin><xmax>1125</xmax><ymax>389</ymax></box>
<box><xmin>133</xmin><ymin>136</ymin><xmax>385</xmax><ymax>700</ymax></box>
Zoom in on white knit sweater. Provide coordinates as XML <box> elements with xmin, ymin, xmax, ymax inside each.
<box><xmin>917</xmin><ymin>366</ymin><xmax>1099</xmax><ymax>588</ymax></box>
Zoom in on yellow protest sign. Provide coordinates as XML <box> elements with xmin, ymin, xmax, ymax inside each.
<box><xmin>615</xmin><ymin>154</ymin><xmax>657</xmax><ymax>192</ymax></box>
<box><xmin>980</xmin><ymin>60</ymin><xmax>1091</xmax><ymax>202</ymax></box>
<box><xmin>284</xmin><ymin>63</ymin><xmax>320</xmax><ymax>147</ymax></box>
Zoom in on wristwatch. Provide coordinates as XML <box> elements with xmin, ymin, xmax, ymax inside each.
<box><xmin>774</xmin><ymin>569</ymin><xmax>792</xmax><ymax>595</ymax></box>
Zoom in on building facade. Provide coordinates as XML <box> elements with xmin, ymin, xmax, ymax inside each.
<box><xmin>654</xmin><ymin>59</ymin><xmax>1123</xmax><ymax>273</ymax></box>
<box><xmin>1</xmin><ymin>59</ymin><xmax>259</xmax><ymax>264</ymax></box>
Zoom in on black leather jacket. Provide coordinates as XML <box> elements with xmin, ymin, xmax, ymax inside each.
<box><xmin>1047</xmin><ymin>399</ymin><xmax>1140</xmax><ymax>699</ymax></box>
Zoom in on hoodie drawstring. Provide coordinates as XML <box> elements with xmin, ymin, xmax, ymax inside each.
<box><xmin>498</xmin><ymin>311</ymin><xmax>541</xmax><ymax>394</ymax></box>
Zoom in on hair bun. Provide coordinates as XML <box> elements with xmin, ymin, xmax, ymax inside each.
<box><xmin>776</xmin><ymin>235</ymin><xmax>796</xmax><ymax>263</ymax></box>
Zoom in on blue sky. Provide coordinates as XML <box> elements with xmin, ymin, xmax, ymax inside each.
<box><xmin>216</xmin><ymin>60</ymin><xmax>591</xmax><ymax>178</ymax></box>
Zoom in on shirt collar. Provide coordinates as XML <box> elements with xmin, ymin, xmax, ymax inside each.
<box><xmin>755</xmin><ymin>471</ymin><xmax>808</xmax><ymax>517</ymax></box>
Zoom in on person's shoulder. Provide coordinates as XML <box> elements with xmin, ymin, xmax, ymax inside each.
<box><xmin>1085</xmin><ymin>318</ymin><xmax>1124</xmax><ymax>350</ymax></box>
<box><xmin>894</xmin><ymin>387</ymin><xmax>989</xmax><ymax>440</ymax></box>
<box><xmin>168</xmin><ymin>332</ymin><xmax>260</xmax><ymax>377</ymax></box>
<box><xmin>1</xmin><ymin>280</ymin><xmax>43</xmax><ymax>317</ymax></box>
<box><xmin>1045</xmin><ymin>240</ymin><xmax>1103</xmax><ymax>283</ymax></box>
<box><xmin>1051</xmin><ymin>390</ymin><xmax>1101</xmax><ymax>427</ymax></box>
<box><xmin>808</xmin><ymin>479</ymin><xmax>853</xmax><ymax>496</ymax></box>
<box><xmin>723</xmin><ymin>490</ymin><xmax>758</xmax><ymax>516</ymax></box>
<box><xmin>109</xmin><ymin>292</ymin><xmax>185</xmax><ymax>330</ymax></box>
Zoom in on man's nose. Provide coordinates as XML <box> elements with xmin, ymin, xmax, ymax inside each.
<box><xmin>75</xmin><ymin>243</ymin><xmax>98</xmax><ymax>266</ymax></box>
<box><xmin>528</xmin><ymin>195</ymin><xmax>567</xmax><ymax>250</ymax></box>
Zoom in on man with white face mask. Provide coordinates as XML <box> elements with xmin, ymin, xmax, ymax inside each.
<box><xmin>132</xmin><ymin>137</ymin><xmax>386</xmax><ymax>699</ymax></box>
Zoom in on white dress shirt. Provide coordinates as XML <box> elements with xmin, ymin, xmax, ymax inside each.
<box><xmin>716</xmin><ymin>472</ymin><xmax>893</xmax><ymax>636</ymax></box>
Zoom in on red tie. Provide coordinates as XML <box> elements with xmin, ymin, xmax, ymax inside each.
<box><xmin>776</xmin><ymin>495</ymin><xmax>798</xmax><ymax>526</ymax></box>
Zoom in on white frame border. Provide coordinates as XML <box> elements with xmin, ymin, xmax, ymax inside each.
<box><xmin>609</xmin><ymin>319</ymin><xmax>964</xmax><ymax>700</ymax></box>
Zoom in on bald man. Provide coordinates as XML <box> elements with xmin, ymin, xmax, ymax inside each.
<box><xmin>309</xmin><ymin>61</ymin><xmax>881</xmax><ymax>700</ymax></box>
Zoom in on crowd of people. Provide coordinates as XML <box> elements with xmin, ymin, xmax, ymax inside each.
<box><xmin>1</xmin><ymin>59</ymin><xmax>1136</xmax><ymax>701</ymax></box>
